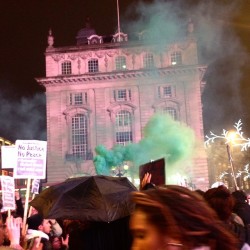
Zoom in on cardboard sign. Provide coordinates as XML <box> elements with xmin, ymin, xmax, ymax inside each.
<box><xmin>1</xmin><ymin>175</ymin><xmax>15</xmax><ymax>210</ymax></box>
<box><xmin>14</xmin><ymin>140</ymin><xmax>47</xmax><ymax>179</ymax></box>
<box><xmin>139</xmin><ymin>158</ymin><xmax>165</xmax><ymax>186</ymax></box>
<box><xmin>1</xmin><ymin>145</ymin><xmax>17</xmax><ymax>169</ymax></box>
<box><xmin>31</xmin><ymin>179</ymin><xmax>40</xmax><ymax>194</ymax></box>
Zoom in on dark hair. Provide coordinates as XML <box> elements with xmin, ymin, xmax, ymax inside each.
<box><xmin>131</xmin><ymin>185</ymin><xmax>238</xmax><ymax>250</ymax></box>
<box><xmin>232</xmin><ymin>190</ymin><xmax>247</xmax><ymax>203</ymax></box>
<box><xmin>50</xmin><ymin>235</ymin><xmax>61</xmax><ymax>244</ymax></box>
<box><xmin>27</xmin><ymin>214</ymin><xmax>44</xmax><ymax>230</ymax></box>
<box><xmin>204</xmin><ymin>185</ymin><xmax>234</xmax><ymax>221</ymax></box>
<box><xmin>195</xmin><ymin>189</ymin><xmax>205</xmax><ymax>197</ymax></box>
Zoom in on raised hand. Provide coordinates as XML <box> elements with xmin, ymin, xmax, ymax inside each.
<box><xmin>6</xmin><ymin>215</ymin><xmax>23</xmax><ymax>249</ymax></box>
<box><xmin>140</xmin><ymin>172</ymin><xmax>152</xmax><ymax>191</ymax></box>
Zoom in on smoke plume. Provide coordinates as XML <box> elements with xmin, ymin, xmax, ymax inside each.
<box><xmin>122</xmin><ymin>0</ymin><xmax>247</xmax><ymax>132</ymax></box>
<box><xmin>94</xmin><ymin>114</ymin><xmax>195</xmax><ymax>175</ymax></box>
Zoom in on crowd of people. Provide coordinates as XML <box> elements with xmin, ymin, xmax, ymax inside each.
<box><xmin>1</xmin><ymin>175</ymin><xmax>250</xmax><ymax>249</ymax></box>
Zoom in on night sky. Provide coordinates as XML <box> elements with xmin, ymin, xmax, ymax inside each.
<box><xmin>0</xmin><ymin>0</ymin><xmax>250</xmax><ymax>142</ymax></box>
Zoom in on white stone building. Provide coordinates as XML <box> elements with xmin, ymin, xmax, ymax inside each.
<box><xmin>36</xmin><ymin>21</ymin><xmax>209</xmax><ymax>190</ymax></box>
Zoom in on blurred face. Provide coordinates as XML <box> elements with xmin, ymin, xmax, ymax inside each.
<box><xmin>247</xmin><ymin>195</ymin><xmax>250</xmax><ymax>205</ymax></box>
<box><xmin>40</xmin><ymin>219</ymin><xmax>51</xmax><ymax>234</ymax></box>
<box><xmin>52</xmin><ymin>237</ymin><xmax>62</xmax><ymax>250</ymax></box>
<box><xmin>130</xmin><ymin>209</ymin><xmax>166</xmax><ymax>250</ymax></box>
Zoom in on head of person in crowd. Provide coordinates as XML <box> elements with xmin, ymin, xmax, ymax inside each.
<box><xmin>204</xmin><ymin>185</ymin><xmax>234</xmax><ymax>222</ymax></box>
<box><xmin>25</xmin><ymin>214</ymin><xmax>52</xmax><ymax>250</ymax></box>
<box><xmin>232</xmin><ymin>190</ymin><xmax>248</xmax><ymax>204</ymax></box>
<box><xmin>231</xmin><ymin>189</ymin><xmax>250</xmax><ymax>226</ymax></box>
<box><xmin>50</xmin><ymin>236</ymin><xmax>62</xmax><ymax>250</ymax></box>
<box><xmin>245</xmin><ymin>189</ymin><xmax>250</xmax><ymax>205</ymax></box>
<box><xmin>27</xmin><ymin>213</ymin><xmax>51</xmax><ymax>234</ymax></box>
<box><xmin>194</xmin><ymin>189</ymin><xmax>205</xmax><ymax>198</ymax></box>
<box><xmin>130</xmin><ymin>185</ymin><xmax>238</xmax><ymax>250</ymax></box>
<box><xmin>29</xmin><ymin>206</ymin><xmax>38</xmax><ymax>216</ymax></box>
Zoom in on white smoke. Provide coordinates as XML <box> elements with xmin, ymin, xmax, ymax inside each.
<box><xmin>0</xmin><ymin>92</ymin><xmax>46</xmax><ymax>141</ymax></box>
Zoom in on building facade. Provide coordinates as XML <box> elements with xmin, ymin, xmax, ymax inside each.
<box><xmin>36</xmin><ymin>22</ymin><xmax>209</xmax><ymax>190</ymax></box>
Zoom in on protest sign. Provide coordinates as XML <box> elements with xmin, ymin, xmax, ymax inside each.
<box><xmin>139</xmin><ymin>158</ymin><xmax>165</xmax><ymax>186</ymax></box>
<box><xmin>1</xmin><ymin>175</ymin><xmax>15</xmax><ymax>210</ymax></box>
<box><xmin>14</xmin><ymin>140</ymin><xmax>47</xmax><ymax>179</ymax></box>
<box><xmin>1</xmin><ymin>145</ymin><xmax>17</xmax><ymax>169</ymax></box>
<box><xmin>31</xmin><ymin>179</ymin><xmax>40</xmax><ymax>194</ymax></box>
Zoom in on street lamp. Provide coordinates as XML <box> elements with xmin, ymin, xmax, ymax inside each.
<box><xmin>205</xmin><ymin>120</ymin><xmax>250</xmax><ymax>190</ymax></box>
<box><xmin>226</xmin><ymin>131</ymin><xmax>239</xmax><ymax>190</ymax></box>
<box><xmin>111</xmin><ymin>163</ymin><xmax>129</xmax><ymax>177</ymax></box>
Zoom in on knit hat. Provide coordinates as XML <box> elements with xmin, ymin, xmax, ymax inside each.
<box><xmin>27</xmin><ymin>214</ymin><xmax>44</xmax><ymax>230</ymax></box>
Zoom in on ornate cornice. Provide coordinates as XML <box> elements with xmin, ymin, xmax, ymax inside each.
<box><xmin>51</xmin><ymin>54</ymin><xmax>65</xmax><ymax>62</ymax></box>
<box><xmin>36</xmin><ymin>66</ymin><xmax>207</xmax><ymax>86</ymax></box>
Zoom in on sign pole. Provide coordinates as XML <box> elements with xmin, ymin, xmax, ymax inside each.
<box><xmin>22</xmin><ymin>178</ymin><xmax>31</xmax><ymax>236</ymax></box>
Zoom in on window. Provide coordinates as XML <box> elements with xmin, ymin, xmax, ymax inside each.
<box><xmin>163</xmin><ymin>107</ymin><xmax>177</xmax><ymax>120</ymax></box>
<box><xmin>117</xmin><ymin>90</ymin><xmax>126</xmax><ymax>101</ymax></box>
<box><xmin>88</xmin><ymin>59</ymin><xmax>99</xmax><ymax>73</ymax></box>
<box><xmin>72</xmin><ymin>114</ymin><xmax>88</xmax><ymax>158</ymax></box>
<box><xmin>115</xmin><ymin>110</ymin><xmax>133</xmax><ymax>145</ymax></box>
<box><xmin>171</xmin><ymin>51</ymin><xmax>182</xmax><ymax>65</ymax></box>
<box><xmin>115</xmin><ymin>56</ymin><xmax>126</xmax><ymax>71</ymax></box>
<box><xmin>158</xmin><ymin>86</ymin><xmax>174</xmax><ymax>98</ymax></box>
<box><xmin>113</xmin><ymin>89</ymin><xmax>131</xmax><ymax>102</ymax></box>
<box><xmin>158</xmin><ymin>85</ymin><xmax>173</xmax><ymax>98</ymax></box>
<box><xmin>143</xmin><ymin>53</ymin><xmax>154</xmax><ymax>69</ymax></box>
<box><xmin>163</xmin><ymin>86</ymin><xmax>172</xmax><ymax>97</ymax></box>
<box><xmin>69</xmin><ymin>92</ymin><xmax>87</xmax><ymax>105</ymax></box>
<box><xmin>61</xmin><ymin>61</ymin><xmax>72</xmax><ymax>75</ymax></box>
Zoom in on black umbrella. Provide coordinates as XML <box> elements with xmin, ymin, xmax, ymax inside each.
<box><xmin>29</xmin><ymin>175</ymin><xmax>137</xmax><ymax>222</ymax></box>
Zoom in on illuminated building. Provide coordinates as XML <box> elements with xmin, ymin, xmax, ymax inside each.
<box><xmin>0</xmin><ymin>137</ymin><xmax>13</xmax><ymax>147</ymax></box>
<box><xmin>36</xmin><ymin>20</ymin><xmax>209</xmax><ymax>190</ymax></box>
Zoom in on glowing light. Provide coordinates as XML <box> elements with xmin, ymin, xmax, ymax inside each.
<box><xmin>227</xmin><ymin>131</ymin><xmax>237</xmax><ymax>144</ymax></box>
<box><xmin>236</xmin><ymin>164</ymin><xmax>250</xmax><ymax>180</ymax></box>
<box><xmin>123</xmin><ymin>164</ymin><xmax>129</xmax><ymax>170</ymax></box>
<box><xmin>205</xmin><ymin>119</ymin><xmax>250</xmax><ymax>151</ymax></box>
<box><xmin>219</xmin><ymin>171</ymin><xmax>229</xmax><ymax>180</ymax></box>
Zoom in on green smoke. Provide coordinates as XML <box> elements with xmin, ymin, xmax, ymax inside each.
<box><xmin>94</xmin><ymin>114</ymin><xmax>195</xmax><ymax>175</ymax></box>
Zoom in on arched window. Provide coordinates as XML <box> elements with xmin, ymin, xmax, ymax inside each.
<box><xmin>88</xmin><ymin>59</ymin><xmax>99</xmax><ymax>73</ymax></box>
<box><xmin>72</xmin><ymin>114</ymin><xmax>88</xmax><ymax>158</ymax></box>
<box><xmin>115</xmin><ymin>110</ymin><xmax>133</xmax><ymax>145</ymax></box>
<box><xmin>115</xmin><ymin>56</ymin><xmax>126</xmax><ymax>71</ymax></box>
<box><xmin>170</xmin><ymin>51</ymin><xmax>182</xmax><ymax>65</ymax></box>
<box><xmin>163</xmin><ymin>107</ymin><xmax>177</xmax><ymax>120</ymax></box>
<box><xmin>143</xmin><ymin>53</ymin><xmax>154</xmax><ymax>69</ymax></box>
<box><xmin>61</xmin><ymin>61</ymin><xmax>72</xmax><ymax>75</ymax></box>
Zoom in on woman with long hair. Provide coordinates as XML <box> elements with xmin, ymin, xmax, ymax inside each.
<box><xmin>130</xmin><ymin>185</ymin><xmax>239</xmax><ymax>250</ymax></box>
